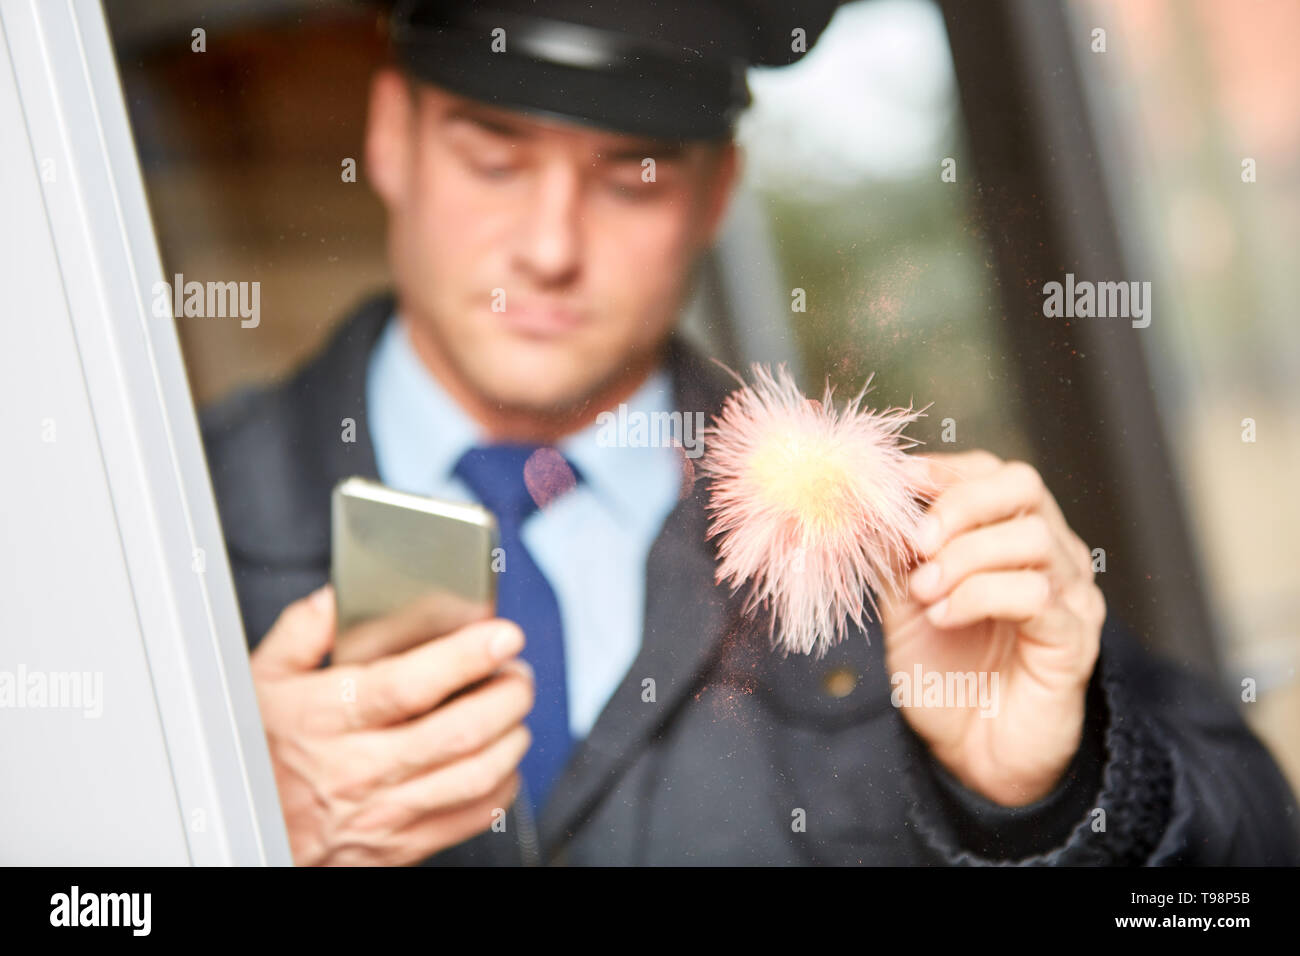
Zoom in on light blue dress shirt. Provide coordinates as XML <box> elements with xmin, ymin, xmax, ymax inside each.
<box><xmin>365</xmin><ymin>314</ymin><xmax>683</xmax><ymax>740</ymax></box>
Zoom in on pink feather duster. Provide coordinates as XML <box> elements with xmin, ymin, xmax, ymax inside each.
<box><xmin>701</xmin><ymin>363</ymin><xmax>934</xmax><ymax>657</ymax></box>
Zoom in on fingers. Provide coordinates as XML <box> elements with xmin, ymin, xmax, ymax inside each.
<box><xmin>366</xmin><ymin>659</ymin><xmax>535</xmax><ymax>780</ymax></box>
<box><xmin>924</xmin><ymin>570</ymin><xmax>1051</xmax><ymax>629</ymax></box>
<box><xmin>379</xmin><ymin>723</ymin><xmax>532</xmax><ymax>819</ymax></box>
<box><xmin>338</xmin><ymin>589</ymin><xmax>494</xmax><ymax>664</ymax></box>
<box><xmin>251</xmin><ymin>585</ymin><xmax>336</xmax><ymax>680</ymax></box>
<box><xmin>925</xmin><ymin>568</ymin><xmax>1105</xmax><ymax>654</ymax></box>
<box><xmin>908</xmin><ymin>514</ymin><xmax>1050</xmax><ymax>598</ymax></box>
<box><xmin>902</xmin><ymin>455</ymin><xmax>1104</xmax><ymax>633</ymax></box>
<box><xmin>1023</xmin><ymin>577</ymin><xmax>1107</xmax><ymax>647</ymax></box>
<box><xmin>386</xmin><ymin>772</ymin><xmax>522</xmax><ymax>866</ymax></box>
<box><xmin>916</xmin><ymin>459</ymin><xmax>1047</xmax><ymax>558</ymax></box>
<box><xmin>908</xmin><ymin>513</ymin><xmax>1082</xmax><ymax>604</ymax></box>
<box><xmin>345</xmin><ymin>618</ymin><xmax>526</xmax><ymax>728</ymax></box>
<box><xmin>1017</xmin><ymin>579</ymin><xmax>1104</xmax><ymax>681</ymax></box>
<box><xmin>331</xmin><ymin>771</ymin><xmax>522</xmax><ymax>867</ymax></box>
<box><xmin>911</xmin><ymin>450</ymin><xmax>1003</xmax><ymax>498</ymax></box>
<box><xmin>334</xmin><ymin>589</ymin><xmax>494</xmax><ymax>664</ymax></box>
<box><xmin>305</xmin><ymin>711</ymin><xmax>531</xmax><ymax>848</ymax></box>
<box><xmin>915</xmin><ymin>457</ymin><xmax>1096</xmax><ymax>579</ymax></box>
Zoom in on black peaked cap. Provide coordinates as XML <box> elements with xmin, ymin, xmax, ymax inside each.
<box><xmin>382</xmin><ymin>0</ymin><xmax>843</xmax><ymax>140</ymax></box>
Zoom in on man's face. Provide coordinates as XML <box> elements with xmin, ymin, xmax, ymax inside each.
<box><xmin>365</xmin><ymin>72</ymin><xmax>739</xmax><ymax>421</ymax></box>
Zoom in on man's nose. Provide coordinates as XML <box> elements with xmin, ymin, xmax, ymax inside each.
<box><xmin>513</xmin><ymin>162</ymin><xmax>583</xmax><ymax>285</ymax></box>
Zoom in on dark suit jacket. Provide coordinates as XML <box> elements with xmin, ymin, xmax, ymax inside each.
<box><xmin>200</xmin><ymin>293</ymin><xmax>1300</xmax><ymax>865</ymax></box>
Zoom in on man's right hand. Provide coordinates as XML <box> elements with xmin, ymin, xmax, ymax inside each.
<box><xmin>249</xmin><ymin>585</ymin><xmax>534</xmax><ymax>866</ymax></box>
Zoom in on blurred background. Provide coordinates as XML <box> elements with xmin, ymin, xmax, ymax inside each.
<box><xmin>104</xmin><ymin>0</ymin><xmax>1300</xmax><ymax>790</ymax></box>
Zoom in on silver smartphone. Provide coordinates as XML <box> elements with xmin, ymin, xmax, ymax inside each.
<box><xmin>331</xmin><ymin>477</ymin><xmax>498</xmax><ymax>660</ymax></box>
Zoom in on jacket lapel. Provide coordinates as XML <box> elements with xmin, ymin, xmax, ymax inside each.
<box><xmin>237</xmin><ymin>293</ymin><xmax>393</xmax><ymax>569</ymax></box>
<box><xmin>538</xmin><ymin>340</ymin><xmax>741</xmax><ymax>858</ymax></box>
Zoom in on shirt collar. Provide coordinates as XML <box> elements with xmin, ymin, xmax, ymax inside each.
<box><xmin>558</xmin><ymin>367</ymin><xmax>682</xmax><ymax>535</ymax></box>
<box><xmin>366</xmin><ymin>312</ymin><xmax>683</xmax><ymax>531</ymax></box>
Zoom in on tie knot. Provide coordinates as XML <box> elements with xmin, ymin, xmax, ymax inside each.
<box><xmin>453</xmin><ymin>444</ymin><xmax>581</xmax><ymax>525</ymax></box>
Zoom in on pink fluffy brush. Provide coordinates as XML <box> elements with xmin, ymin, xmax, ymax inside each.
<box><xmin>701</xmin><ymin>364</ymin><xmax>934</xmax><ymax>658</ymax></box>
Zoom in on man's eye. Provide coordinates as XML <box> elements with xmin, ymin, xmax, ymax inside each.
<box><xmin>459</xmin><ymin>147</ymin><xmax>519</xmax><ymax>178</ymax></box>
<box><xmin>605</xmin><ymin>178</ymin><xmax>647</xmax><ymax>200</ymax></box>
<box><xmin>472</xmin><ymin>160</ymin><xmax>518</xmax><ymax>179</ymax></box>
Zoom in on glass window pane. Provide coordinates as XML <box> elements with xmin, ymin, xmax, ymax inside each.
<box><xmin>1074</xmin><ymin>0</ymin><xmax>1300</xmax><ymax>789</ymax></box>
<box><xmin>735</xmin><ymin>0</ymin><xmax>1034</xmax><ymax>462</ymax></box>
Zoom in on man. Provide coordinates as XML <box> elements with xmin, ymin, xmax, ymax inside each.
<box><xmin>201</xmin><ymin>0</ymin><xmax>1300</xmax><ymax>865</ymax></box>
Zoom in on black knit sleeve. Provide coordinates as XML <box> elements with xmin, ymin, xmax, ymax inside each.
<box><xmin>905</xmin><ymin>631</ymin><xmax>1176</xmax><ymax>865</ymax></box>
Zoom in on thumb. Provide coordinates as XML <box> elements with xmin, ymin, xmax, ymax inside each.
<box><xmin>250</xmin><ymin>585</ymin><xmax>336</xmax><ymax>680</ymax></box>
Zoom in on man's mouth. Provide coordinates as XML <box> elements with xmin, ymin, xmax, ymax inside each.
<box><xmin>496</xmin><ymin>300</ymin><xmax>586</xmax><ymax>338</ymax></box>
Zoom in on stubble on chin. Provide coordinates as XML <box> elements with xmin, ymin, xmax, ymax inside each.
<box><xmin>477</xmin><ymin>348</ymin><xmax>653</xmax><ymax>428</ymax></box>
<box><xmin>402</xmin><ymin>302</ymin><xmax>669</xmax><ymax>439</ymax></box>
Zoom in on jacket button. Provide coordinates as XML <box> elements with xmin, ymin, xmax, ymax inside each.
<box><xmin>822</xmin><ymin>667</ymin><xmax>857</xmax><ymax>699</ymax></box>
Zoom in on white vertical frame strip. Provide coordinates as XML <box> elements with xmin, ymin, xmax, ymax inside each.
<box><xmin>1</xmin><ymin>0</ymin><xmax>290</xmax><ymax>865</ymax></box>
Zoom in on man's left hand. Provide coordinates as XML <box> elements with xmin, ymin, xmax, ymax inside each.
<box><xmin>880</xmin><ymin>450</ymin><xmax>1106</xmax><ymax>806</ymax></box>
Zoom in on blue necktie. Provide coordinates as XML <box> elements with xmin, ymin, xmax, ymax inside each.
<box><xmin>453</xmin><ymin>444</ymin><xmax>577</xmax><ymax>814</ymax></box>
